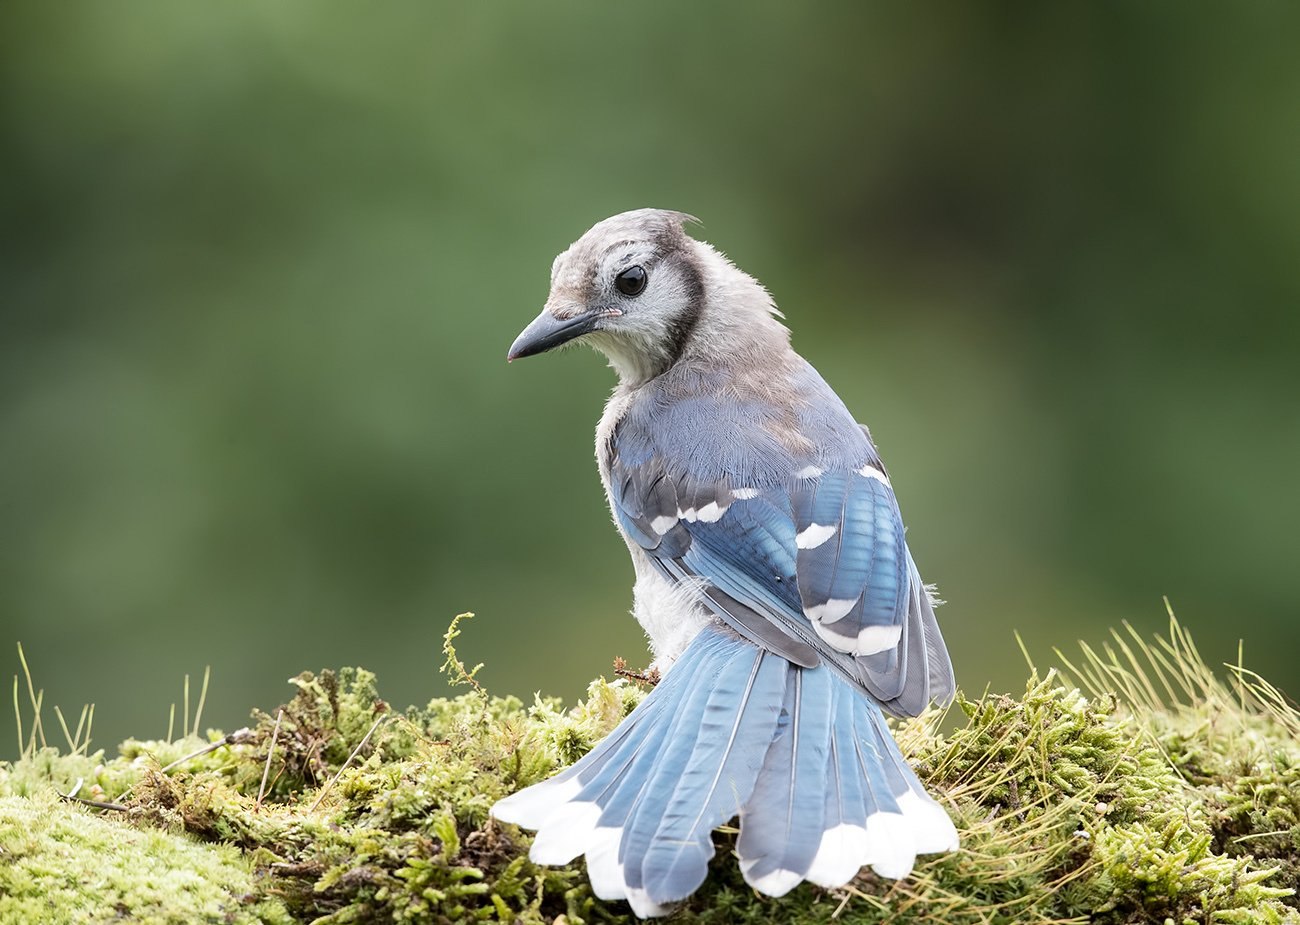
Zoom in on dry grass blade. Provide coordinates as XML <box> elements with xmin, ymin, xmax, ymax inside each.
<box><xmin>308</xmin><ymin>714</ymin><xmax>387</xmax><ymax>813</ymax></box>
<box><xmin>257</xmin><ymin>709</ymin><xmax>283</xmax><ymax>807</ymax></box>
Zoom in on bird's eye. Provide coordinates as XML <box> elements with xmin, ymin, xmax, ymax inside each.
<box><xmin>615</xmin><ymin>265</ymin><xmax>648</xmax><ymax>297</ymax></box>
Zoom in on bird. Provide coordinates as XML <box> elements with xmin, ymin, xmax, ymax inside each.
<box><xmin>491</xmin><ymin>209</ymin><xmax>958</xmax><ymax>917</ymax></box>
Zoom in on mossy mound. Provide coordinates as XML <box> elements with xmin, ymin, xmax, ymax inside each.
<box><xmin>0</xmin><ymin>789</ymin><xmax>293</xmax><ymax>925</ymax></box>
<box><xmin>2</xmin><ymin>617</ymin><xmax>1297</xmax><ymax>924</ymax></box>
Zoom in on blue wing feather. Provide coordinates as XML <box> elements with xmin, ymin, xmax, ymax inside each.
<box><xmin>793</xmin><ymin>471</ymin><xmax>910</xmax><ymax>637</ymax></box>
<box><xmin>607</xmin><ymin>409</ymin><xmax>953</xmax><ymax>717</ymax></box>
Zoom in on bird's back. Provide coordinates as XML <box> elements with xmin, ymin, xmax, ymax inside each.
<box><xmin>601</xmin><ymin>353</ymin><xmax>873</xmax><ymax>486</ymax></box>
<box><xmin>599</xmin><ymin>349</ymin><xmax>954</xmax><ymax>718</ymax></box>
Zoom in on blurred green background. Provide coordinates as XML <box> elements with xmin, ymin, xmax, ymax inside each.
<box><xmin>3</xmin><ymin>3</ymin><xmax>1298</xmax><ymax>757</ymax></box>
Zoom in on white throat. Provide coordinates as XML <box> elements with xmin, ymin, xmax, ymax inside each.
<box><xmin>586</xmin><ymin>331</ymin><xmax>671</xmax><ymax>386</ymax></box>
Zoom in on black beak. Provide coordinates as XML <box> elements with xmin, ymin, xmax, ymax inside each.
<box><xmin>507</xmin><ymin>309</ymin><xmax>606</xmax><ymax>361</ymax></box>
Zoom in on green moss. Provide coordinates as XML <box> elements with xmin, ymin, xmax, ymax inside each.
<box><xmin>2</xmin><ymin>616</ymin><xmax>1298</xmax><ymax>924</ymax></box>
<box><xmin>0</xmin><ymin>789</ymin><xmax>291</xmax><ymax>925</ymax></box>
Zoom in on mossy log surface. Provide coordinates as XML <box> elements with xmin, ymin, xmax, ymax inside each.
<box><xmin>2</xmin><ymin>617</ymin><xmax>1297</xmax><ymax>925</ymax></box>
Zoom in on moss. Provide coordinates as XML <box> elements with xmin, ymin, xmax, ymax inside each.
<box><xmin>2</xmin><ymin>615</ymin><xmax>1298</xmax><ymax>924</ymax></box>
<box><xmin>0</xmin><ymin>789</ymin><xmax>292</xmax><ymax>925</ymax></box>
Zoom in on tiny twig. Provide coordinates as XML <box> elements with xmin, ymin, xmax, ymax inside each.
<box><xmin>59</xmin><ymin>777</ymin><xmax>128</xmax><ymax>812</ymax></box>
<box><xmin>159</xmin><ymin>729</ymin><xmax>252</xmax><ymax>775</ymax></box>
<box><xmin>114</xmin><ymin>728</ymin><xmax>255</xmax><ymax>804</ymax></box>
<box><xmin>309</xmin><ymin>715</ymin><xmax>386</xmax><ymax>813</ymax></box>
<box><xmin>612</xmin><ymin>656</ymin><xmax>661</xmax><ymax>687</ymax></box>
<box><xmin>63</xmin><ymin>794</ymin><xmax>130</xmax><ymax>812</ymax></box>
<box><xmin>257</xmin><ymin>710</ymin><xmax>283</xmax><ymax>807</ymax></box>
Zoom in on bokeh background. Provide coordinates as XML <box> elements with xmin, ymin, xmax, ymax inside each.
<box><xmin>3</xmin><ymin>3</ymin><xmax>1298</xmax><ymax>756</ymax></box>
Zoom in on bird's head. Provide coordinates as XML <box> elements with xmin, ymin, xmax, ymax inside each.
<box><xmin>508</xmin><ymin>209</ymin><xmax>781</xmax><ymax>384</ymax></box>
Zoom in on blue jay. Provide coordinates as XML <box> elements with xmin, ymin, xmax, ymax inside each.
<box><xmin>492</xmin><ymin>210</ymin><xmax>958</xmax><ymax>917</ymax></box>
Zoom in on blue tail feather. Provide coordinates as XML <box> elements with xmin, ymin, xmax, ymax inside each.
<box><xmin>574</xmin><ymin>668</ymin><xmax>687</xmax><ymax>810</ymax></box>
<box><xmin>735</xmin><ymin>665</ymin><xmax>833</xmax><ymax>895</ymax></box>
<box><xmin>639</xmin><ymin>646</ymin><xmax>787</xmax><ymax>901</ymax></box>
<box><xmin>617</xmin><ymin>642</ymin><xmax>725</xmax><ymax>890</ymax></box>
<box><xmin>491</xmin><ymin>626</ymin><xmax>958</xmax><ymax>918</ymax></box>
<box><xmin>851</xmin><ymin>697</ymin><xmax>903</xmax><ymax>817</ymax></box>
<box><xmin>578</xmin><ymin>706</ymin><xmax>671</xmax><ymax>821</ymax></box>
<box><xmin>823</xmin><ymin>681</ymin><xmax>867</xmax><ymax>831</ymax></box>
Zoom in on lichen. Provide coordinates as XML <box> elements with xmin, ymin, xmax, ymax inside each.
<box><xmin>2</xmin><ymin>615</ymin><xmax>1297</xmax><ymax>924</ymax></box>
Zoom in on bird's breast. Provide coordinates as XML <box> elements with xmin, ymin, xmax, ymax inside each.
<box><xmin>627</xmin><ymin>546</ymin><xmax>714</xmax><ymax>670</ymax></box>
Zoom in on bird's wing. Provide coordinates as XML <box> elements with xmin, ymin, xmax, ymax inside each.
<box><xmin>608</xmin><ymin>431</ymin><xmax>954</xmax><ymax>717</ymax></box>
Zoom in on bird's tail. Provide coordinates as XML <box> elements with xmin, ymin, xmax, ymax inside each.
<box><xmin>491</xmin><ymin>626</ymin><xmax>958</xmax><ymax>918</ymax></box>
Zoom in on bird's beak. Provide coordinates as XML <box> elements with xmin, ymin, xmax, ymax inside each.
<box><xmin>507</xmin><ymin>308</ymin><xmax>607</xmax><ymax>361</ymax></box>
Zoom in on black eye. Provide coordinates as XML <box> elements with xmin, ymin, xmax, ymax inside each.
<box><xmin>615</xmin><ymin>265</ymin><xmax>647</xmax><ymax>297</ymax></box>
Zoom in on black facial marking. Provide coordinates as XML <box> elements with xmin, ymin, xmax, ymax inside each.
<box><xmin>662</xmin><ymin>253</ymin><xmax>703</xmax><ymax>370</ymax></box>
